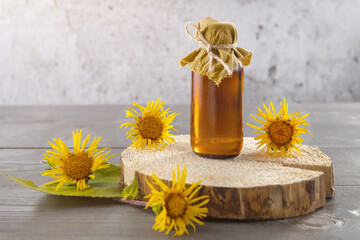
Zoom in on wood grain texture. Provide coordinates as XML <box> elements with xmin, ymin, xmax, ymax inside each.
<box><xmin>0</xmin><ymin>105</ymin><xmax>359</xmax><ymax>239</ymax></box>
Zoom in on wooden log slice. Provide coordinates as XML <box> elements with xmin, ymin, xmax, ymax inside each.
<box><xmin>120</xmin><ymin>135</ymin><xmax>333</xmax><ymax>220</ymax></box>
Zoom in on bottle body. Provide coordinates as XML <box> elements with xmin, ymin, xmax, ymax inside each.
<box><xmin>191</xmin><ymin>67</ymin><xmax>244</xmax><ymax>157</ymax></box>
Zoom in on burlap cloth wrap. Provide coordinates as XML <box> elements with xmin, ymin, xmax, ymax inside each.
<box><xmin>179</xmin><ymin>17</ymin><xmax>252</xmax><ymax>86</ymax></box>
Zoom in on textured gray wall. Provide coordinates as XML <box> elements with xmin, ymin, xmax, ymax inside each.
<box><xmin>0</xmin><ymin>0</ymin><xmax>359</xmax><ymax>105</ymax></box>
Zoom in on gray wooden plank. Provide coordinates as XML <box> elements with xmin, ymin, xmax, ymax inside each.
<box><xmin>0</xmin><ymin>183</ymin><xmax>358</xmax><ymax>240</ymax></box>
<box><xmin>0</xmin><ymin>104</ymin><xmax>359</xmax><ymax>239</ymax></box>
<box><xmin>320</xmin><ymin>147</ymin><xmax>360</xmax><ymax>186</ymax></box>
<box><xmin>1</xmin><ymin>148</ymin><xmax>360</xmax><ymax>239</ymax></box>
<box><xmin>0</xmin><ymin>105</ymin><xmax>140</xmax><ymax>149</ymax></box>
<box><xmin>0</xmin><ymin>104</ymin><xmax>359</xmax><ymax>148</ymax></box>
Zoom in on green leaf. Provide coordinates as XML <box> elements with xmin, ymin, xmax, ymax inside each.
<box><xmin>0</xmin><ymin>164</ymin><xmax>123</xmax><ymax>198</ymax></box>
<box><xmin>122</xmin><ymin>174</ymin><xmax>139</xmax><ymax>200</ymax></box>
<box><xmin>0</xmin><ymin>170</ymin><xmax>38</xmax><ymax>190</ymax></box>
<box><xmin>152</xmin><ymin>204</ymin><xmax>162</xmax><ymax>216</ymax></box>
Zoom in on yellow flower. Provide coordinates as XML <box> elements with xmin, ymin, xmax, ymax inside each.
<box><xmin>145</xmin><ymin>166</ymin><xmax>209</xmax><ymax>237</ymax></box>
<box><xmin>120</xmin><ymin>98</ymin><xmax>180</xmax><ymax>150</ymax></box>
<box><xmin>41</xmin><ymin>129</ymin><xmax>116</xmax><ymax>191</ymax></box>
<box><xmin>247</xmin><ymin>98</ymin><xmax>312</xmax><ymax>156</ymax></box>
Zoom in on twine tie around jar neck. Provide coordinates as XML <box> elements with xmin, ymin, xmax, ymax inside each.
<box><xmin>185</xmin><ymin>22</ymin><xmax>235</xmax><ymax>75</ymax></box>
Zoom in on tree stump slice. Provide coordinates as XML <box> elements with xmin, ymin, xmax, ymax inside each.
<box><xmin>119</xmin><ymin>135</ymin><xmax>334</xmax><ymax>220</ymax></box>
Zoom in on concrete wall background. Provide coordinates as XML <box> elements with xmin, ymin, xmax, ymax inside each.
<box><xmin>0</xmin><ymin>0</ymin><xmax>359</xmax><ymax>105</ymax></box>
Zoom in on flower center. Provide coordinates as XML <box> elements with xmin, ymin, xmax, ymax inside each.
<box><xmin>165</xmin><ymin>193</ymin><xmax>187</xmax><ymax>219</ymax></box>
<box><xmin>268</xmin><ymin>120</ymin><xmax>293</xmax><ymax>146</ymax></box>
<box><xmin>138</xmin><ymin>117</ymin><xmax>163</xmax><ymax>140</ymax></box>
<box><xmin>64</xmin><ymin>152</ymin><xmax>92</xmax><ymax>180</ymax></box>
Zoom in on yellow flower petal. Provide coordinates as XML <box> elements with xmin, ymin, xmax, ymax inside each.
<box><xmin>247</xmin><ymin>98</ymin><xmax>312</xmax><ymax>156</ymax></box>
<box><xmin>120</xmin><ymin>98</ymin><xmax>180</xmax><ymax>150</ymax></box>
<box><xmin>145</xmin><ymin>165</ymin><xmax>208</xmax><ymax>237</ymax></box>
<box><xmin>42</xmin><ymin>129</ymin><xmax>114</xmax><ymax>191</ymax></box>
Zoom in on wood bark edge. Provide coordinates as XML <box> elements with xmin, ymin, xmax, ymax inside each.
<box><xmin>119</xmin><ymin>159</ymin><xmax>327</xmax><ymax>220</ymax></box>
<box><xmin>281</xmin><ymin>162</ymin><xmax>335</xmax><ymax>198</ymax></box>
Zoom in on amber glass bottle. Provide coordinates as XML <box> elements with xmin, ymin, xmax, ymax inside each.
<box><xmin>191</xmin><ymin>66</ymin><xmax>244</xmax><ymax>157</ymax></box>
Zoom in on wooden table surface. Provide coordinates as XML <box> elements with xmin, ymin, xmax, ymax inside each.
<box><xmin>0</xmin><ymin>104</ymin><xmax>359</xmax><ymax>240</ymax></box>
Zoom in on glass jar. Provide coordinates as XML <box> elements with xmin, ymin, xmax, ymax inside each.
<box><xmin>191</xmin><ymin>66</ymin><xmax>244</xmax><ymax>158</ymax></box>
